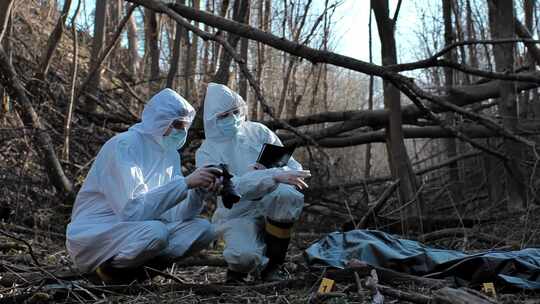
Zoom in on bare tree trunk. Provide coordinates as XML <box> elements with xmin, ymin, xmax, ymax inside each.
<box><xmin>488</xmin><ymin>0</ymin><xmax>528</xmax><ymax>211</ymax></box>
<box><xmin>238</xmin><ymin>0</ymin><xmax>251</xmax><ymax>101</ymax></box>
<box><xmin>365</xmin><ymin>2</ymin><xmax>374</xmax><ymax>179</ymax></box>
<box><xmin>38</xmin><ymin>0</ymin><xmax>72</xmax><ymax>79</ymax></box>
<box><xmin>212</xmin><ymin>0</ymin><xmax>250</xmax><ymax>85</ymax></box>
<box><xmin>253</xmin><ymin>0</ymin><xmax>271</xmax><ymax>120</ymax></box>
<box><xmin>452</xmin><ymin>0</ymin><xmax>469</xmax><ymax>84</ymax></box>
<box><xmin>145</xmin><ymin>8</ymin><xmax>161</xmax><ymax>93</ymax></box>
<box><xmin>0</xmin><ymin>0</ymin><xmax>14</xmax><ymax>43</ymax></box>
<box><xmin>209</xmin><ymin>0</ymin><xmax>228</xmax><ymax>78</ymax></box>
<box><xmin>167</xmin><ymin>0</ymin><xmax>186</xmax><ymax>89</ymax></box>
<box><xmin>372</xmin><ymin>0</ymin><xmax>424</xmax><ymax>235</ymax></box>
<box><xmin>86</xmin><ymin>0</ymin><xmax>107</xmax><ymax>112</ymax></box>
<box><xmin>465</xmin><ymin>0</ymin><xmax>478</xmax><ymax>76</ymax></box>
<box><xmin>442</xmin><ymin>0</ymin><xmax>462</xmax><ymax>200</ymax></box>
<box><xmin>201</xmin><ymin>0</ymin><xmax>213</xmax><ymax>93</ymax></box>
<box><xmin>107</xmin><ymin>0</ymin><xmax>123</xmax><ymax>70</ymax></box>
<box><xmin>126</xmin><ymin>4</ymin><xmax>140</xmax><ymax>78</ymax></box>
<box><xmin>524</xmin><ymin>0</ymin><xmax>536</xmax><ymax>118</ymax></box>
<box><xmin>186</xmin><ymin>0</ymin><xmax>200</xmax><ymax>101</ymax></box>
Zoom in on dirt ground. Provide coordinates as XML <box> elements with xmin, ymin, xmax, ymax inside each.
<box><xmin>1</xmin><ymin>210</ymin><xmax>540</xmax><ymax>304</ymax></box>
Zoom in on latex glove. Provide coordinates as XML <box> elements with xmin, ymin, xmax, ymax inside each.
<box><xmin>186</xmin><ymin>167</ymin><xmax>222</xmax><ymax>189</ymax></box>
<box><xmin>272</xmin><ymin>170</ymin><xmax>311</xmax><ymax>190</ymax></box>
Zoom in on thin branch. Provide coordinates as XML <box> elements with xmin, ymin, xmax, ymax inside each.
<box><xmin>0</xmin><ymin>229</ymin><xmax>41</xmax><ymax>266</ymax></box>
<box><xmin>76</xmin><ymin>4</ymin><xmax>137</xmax><ymax>97</ymax></box>
<box><xmin>391</xmin><ymin>0</ymin><xmax>403</xmax><ymax>25</ymax></box>
<box><xmin>390</xmin><ymin>38</ymin><xmax>540</xmax><ymax>72</ymax></box>
<box><xmin>63</xmin><ymin>0</ymin><xmax>81</xmax><ymax>160</ymax></box>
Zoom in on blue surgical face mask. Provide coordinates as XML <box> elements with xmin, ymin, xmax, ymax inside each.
<box><xmin>162</xmin><ymin>128</ymin><xmax>187</xmax><ymax>150</ymax></box>
<box><xmin>217</xmin><ymin>114</ymin><xmax>242</xmax><ymax>137</ymax></box>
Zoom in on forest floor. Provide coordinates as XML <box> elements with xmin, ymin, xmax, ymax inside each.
<box><xmin>1</xmin><ymin>209</ymin><xmax>540</xmax><ymax>304</ymax></box>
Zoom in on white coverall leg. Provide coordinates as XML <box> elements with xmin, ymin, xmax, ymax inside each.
<box><xmin>108</xmin><ymin>219</ymin><xmax>215</xmax><ymax>268</ymax></box>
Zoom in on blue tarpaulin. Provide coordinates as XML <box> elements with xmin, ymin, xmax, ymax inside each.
<box><xmin>305</xmin><ymin>230</ymin><xmax>540</xmax><ymax>290</ymax></box>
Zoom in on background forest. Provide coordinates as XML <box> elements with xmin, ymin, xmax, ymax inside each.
<box><xmin>1</xmin><ymin>0</ymin><xmax>540</xmax><ymax>303</ymax></box>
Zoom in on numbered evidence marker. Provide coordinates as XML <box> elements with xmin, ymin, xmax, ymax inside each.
<box><xmin>481</xmin><ymin>282</ymin><xmax>497</xmax><ymax>298</ymax></box>
<box><xmin>318</xmin><ymin>278</ymin><xmax>335</xmax><ymax>293</ymax></box>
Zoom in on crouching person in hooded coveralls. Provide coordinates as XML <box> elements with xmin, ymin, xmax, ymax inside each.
<box><xmin>196</xmin><ymin>83</ymin><xmax>311</xmax><ymax>282</ymax></box>
<box><xmin>65</xmin><ymin>89</ymin><xmax>222</xmax><ymax>283</ymax></box>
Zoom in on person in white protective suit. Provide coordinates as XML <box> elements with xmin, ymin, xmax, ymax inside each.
<box><xmin>66</xmin><ymin>89</ymin><xmax>223</xmax><ymax>283</ymax></box>
<box><xmin>196</xmin><ymin>83</ymin><xmax>311</xmax><ymax>282</ymax></box>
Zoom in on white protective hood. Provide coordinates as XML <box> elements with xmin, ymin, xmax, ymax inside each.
<box><xmin>203</xmin><ymin>83</ymin><xmax>246</xmax><ymax>141</ymax></box>
<box><xmin>130</xmin><ymin>88</ymin><xmax>195</xmax><ymax>146</ymax></box>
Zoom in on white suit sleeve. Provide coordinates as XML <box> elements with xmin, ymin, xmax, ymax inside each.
<box><xmin>231</xmin><ymin>169</ymin><xmax>281</xmax><ymax>200</ymax></box>
<box><xmin>159</xmin><ymin>188</ymin><xmax>208</xmax><ymax>222</ymax></box>
<box><xmin>197</xmin><ymin>141</ymin><xmax>279</xmax><ymax>201</ymax></box>
<box><xmin>101</xmin><ymin>140</ymin><xmax>189</xmax><ymax>221</ymax></box>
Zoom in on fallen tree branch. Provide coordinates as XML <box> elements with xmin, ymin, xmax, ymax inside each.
<box><xmin>296</xmin><ymin>124</ymin><xmax>540</xmax><ymax>148</ymax></box>
<box><xmin>263</xmin><ymin>74</ymin><xmax>540</xmax><ymax>130</ymax></box>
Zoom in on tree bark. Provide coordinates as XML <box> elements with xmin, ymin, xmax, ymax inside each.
<box><xmin>186</xmin><ymin>0</ymin><xmax>200</xmax><ymax>101</ymax></box>
<box><xmin>212</xmin><ymin>0</ymin><xmax>250</xmax><ymax>85</ymax></box>
<box><xmin>442</xmin><ymin>0</ymin><xmax>462</xmax><ymax>200</ymax></box>
<box><xmin>365</xmin><ymin>3</ymin><xmax>374</xmax><ymax>178</ymax></box>
<box><xmin>488</xmin><ymin>0</ymin><xmax>528</xmax><ymax>211</ymax></box>
<box><xmin>253</xmin><ymin>0</ymin><xmax>271</xmax><ymax>120</ymax></box>
<box><xmin>38</xmin><ymin>0</ymin><xmax>72</xmax><ymax>79</ymax></box>
<box><xmin>126</xmin><ymin>3</ymin><xmax>140</xmax><ymax>78</ymax></box>
<box><xmin>238</xmin><ymin>0</ymin><xmax>251</xmax><ymax>101</ymax></box>
<box><xmin>86</xmin><ymin>0</ymin><xmax>107</xmax><ymax>111</ymax></box>
<box><xmin>0</xmin><ymin>0</ymin><xmax>14</xmax><ymax>43</ymax></box>
<box><xmin>372</xmin><ymin>0</ymin><xmax>424</xmax><ymax>235</ymax></box>
<box><xmin>145</xmin><ymin>8</ymin><xmax>161</xmax><ymax>93</ymax></box>
<box><xmin>167</xmin><ymin>0</ymin><xmax>186</xmax><ymax>89</ymax></box>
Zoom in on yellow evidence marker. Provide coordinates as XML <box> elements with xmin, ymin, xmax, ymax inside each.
<box><xmin>318</xmin><ymin>278</ymin><xmax>335</xmax><ymax>293</ymax></box>
<box><xmin>481</xmin><ymin>282</ymin><xmax>497</xmax><ymax>298</ymax></box>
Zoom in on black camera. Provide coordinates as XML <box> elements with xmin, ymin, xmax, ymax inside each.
<box><xmin>207</xmin><ymin>164</ymin><xmax>241</xmax><ymax>209</ymax></box>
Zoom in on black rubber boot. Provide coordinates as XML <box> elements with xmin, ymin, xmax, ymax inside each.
<box><xmin>225</xmin><ymin>269</ymin><xmax>248</xmax><ymax>284</ymax></box>
<box><xmin>94</xmin><ymin>256</ymin><xmax>171</xmax><ymax>284</ymax></box>
<box><xmin>261</xmin><ymin>218</ymin><xmax>293</xmax><ymax>281</ymax></box>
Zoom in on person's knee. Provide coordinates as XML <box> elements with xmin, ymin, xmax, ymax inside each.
<box><xmin>184</xmin><ymin>219</ymin><xmax>216</xmax><ymax>254</ymax></box>
<box><xmin>143</xmin><ymin>221</ymin><xmax>169</xmax><ymax>254</ymax></box>
<box><xmin>223</xmin><ymin>248</ymin><xmax>262</xmax><ymax>273</ymax></box>
<box><xmin>110</xmin><ymin>221</ymin><xmax>169</xmax><ymax>268</ymax></box>
<box><xmin>264</xmin><ymin>185</ymin><xmax>304</xmax><ymax>222</ymax></box>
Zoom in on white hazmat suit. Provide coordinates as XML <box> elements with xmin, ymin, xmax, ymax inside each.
<box><xmin>66</xmin><ymin>89</ymin><xmax>215</xmax><ymax>273</ymax></box>
<box><xmin>196</xmin><ymin>83</ymin><xmax>304</xmax><ymax>275</ymax></box>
